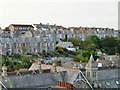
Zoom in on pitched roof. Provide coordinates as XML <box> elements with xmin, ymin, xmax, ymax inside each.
<box><xmin>29</xmin><ymin>63</ymin><xmax>81</xmax><ymax>84</ymax></box>
<box><xmin>56</xmin><ymin>42</ymin><xmax>73</xmax><ymax>48</ymax></box>
<box><xmin>97</xmin><ymin>69</ymin><xmax>119</xmax><ymax>88</ymax></box>
<box><xmin>85</xmin><ymin>55</ymin><xmax>97</xmax><ymax>68</ymax></box>
<box><xmin>2</xmin><ymin>73</ymin><xmax>58</xmax><ymax>88</ymax></box>
<box><xmin>11</xmin><ymin>24</ymin><xmax>34</xmax><ymax>28</ymax></box>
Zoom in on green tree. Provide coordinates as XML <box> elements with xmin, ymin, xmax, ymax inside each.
<box><xmin>22</xmin><ymin>62</ymin><xmax>29</xmax><ymax>68</ymax></box>
<box><xmin>48</xmin><ymin>61</ymin><xmax>52</xmax><ymax>65</ymax></box>
<box><xmin>85</xmin><ymin>35</ymin><xmax>100</xmax><ymax>46</ymax></box>
<box><xmin>68</xmin><ymin>36</ymin><xmax>82</xmax><ymax>46</ymax></box>
<box><xmin>65</xmin><ymin>34</ymin><xmax>68</xmax><ymax>41</ymax></box>
<box><xmin>56</xmin><ymin>46</ymin><xmax>64</xmax><ymax>53</ymax></box>
<box><xmin>117</xmin><ymin>40</ymin><xmax>120</xmax><ymax>54</ymax></box>
<box><xmin>99</xmin><ymin>36</ymin><xmax>119</xmax><ymax>55</ymax></box>
<box><xmin>56</xmin><ymin>61</ymin><xmax>61</xmax><ymax>66</ymax></box>
<box><xmin>22</xmin><ymin>56</ymin><xmax>29</xmax><ymax>62</ymax></box>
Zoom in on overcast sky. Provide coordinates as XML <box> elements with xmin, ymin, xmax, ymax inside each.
<box><xmin>0</xmin><ymin>0</ymin><xmax>119</xmax><ymax>29</ymax></box>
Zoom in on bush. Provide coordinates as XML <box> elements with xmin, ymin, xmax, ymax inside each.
<box><xmin>56</xmin><ymin>46</ymin><xmax>64</xmax><ymax>53</ymax></box>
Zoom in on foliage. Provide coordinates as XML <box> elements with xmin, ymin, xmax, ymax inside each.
<box><xmin>1</xmin><ymin>55</ymin><xmax>33</xmax><ymax>72</ymax></box>
<box><xmin>85</xmin><ymin>35</ymin><xmax>100</xmax><ymax>46</ymax></box>
<box><xmin>55</xmin><ymin>60</ymin><xmax>61</xmax><ymax>66</ymax></box>
<box><xmin>99</xmin><ymin>36</ymin><xmax>119</xmax><ymax>55</ymax></box>
<box><xmin>68</xmin><ymin>36</ymin><xmax>82</xmax><ymax>46</ymax></box>
<box><xmin>21</xmin><ymin>32</ymin><xmax>25</xmax><ymax>34</ymax></box>
<box><xmin>48</xmin><ymin>61</ymin><xmax>52</xmax><ymax>65</ymax></box>
<box><xmin>61</xmin><ymin>34</ymin><xmax>68</xmax><ymax>42</ymax></box>
<box><xmin>117</xmin><ymin>40</ymin><xmax>120</xmax><ymax>54</ymax></box>
<box><xmin>56</xmin><ymin>41</ymin><xmax>59</xmax><ymax>45</ymax></box>
<box><xmin>56</xmin><ymin>46</ymin><xmax>64</xmax><ymax>53</ymax></box>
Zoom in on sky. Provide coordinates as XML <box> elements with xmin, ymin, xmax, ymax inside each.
<box><xmin>0</xmin><ymin>0</ymin><xmax>119</xmax><ymax>29</ymax></box>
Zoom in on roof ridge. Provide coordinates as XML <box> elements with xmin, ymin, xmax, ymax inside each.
<box><xmin>42</xmin><ymin>64</ymin><xmax>80</xmax><ymax>70</ymax></box>
<box><xmin>6</xmin><ymin>69</ymin><xmax>50</xmax><ymax>73</ymax></box>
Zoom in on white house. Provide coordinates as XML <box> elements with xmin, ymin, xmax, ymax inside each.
<box><xmin>56</xmin><ymin>41</ymin><xmax>73</xmax><ymax>48</ymax></box>
<box><xmin>66</xmin><ymin>48</ymin><xmax>76</xmax><ymax>51</ymax></box>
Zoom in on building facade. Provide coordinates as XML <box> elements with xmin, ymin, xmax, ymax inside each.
<box><xmin>0</xmin><ymin>37</ymin><xmax>56</xmax><ymax>55</ymax></box>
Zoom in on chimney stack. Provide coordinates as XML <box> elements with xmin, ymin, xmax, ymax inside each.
<box><xmin>73</xmin><ymin>62</ymin><xmax>78</xmax><ymax>68</ymax></box>
<box><xmin>54</xmin><ymin>24</ymin><xmax>56</xmax><ymax>26</ymax></box>
<box><xmin>28</xmin><ymin>27</ymin><xmax>30</xmax><ymax>31</ymax></box>
<box><xmin>40</xmin><ymin>23</ymin><xmax>42</xmax><ymax>25</ymax></box>
<box><xmin>37</xmin><ymin>60</ymin><xmax>42</xmax><ymax>73</ymax></box>
<box><xmin>2</xmin><ymin>64</ymin><xmax>7</xmax><ymax>77</ymax></box>
<box><xmin>52</xmin><ymin>61</ymin><xmax>57</xmax><ymax>72</ymax></box>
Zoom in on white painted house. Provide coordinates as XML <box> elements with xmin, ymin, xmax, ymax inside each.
<box><xmin>56</xmin><ymin>41</ymin><xmax>73</xmax><ymax>48</ymax></box>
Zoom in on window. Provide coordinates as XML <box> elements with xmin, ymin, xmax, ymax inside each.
<box><xmin>93</xmin><ymin>72</ymin><xmax>96</xmax><ymax>78</ymax></box>
<box><xmin>78</xmin><ymin>84</ymin><xmax>80</xmax><ymax>88</ymax></box>
<box><xmin>87</xmin><ymin>72</ymin><xmax>90</xmax><ymax>77</ymax></box>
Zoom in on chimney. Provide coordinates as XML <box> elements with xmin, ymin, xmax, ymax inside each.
<box><xmin>28</xmin><ymin>27</ymin><xmax>30</xmax><ymax>31</ymax></box>
<box><xmin>2</xmin><ymin>64</ymin><xmax>7</xmax><ymax>77</ymax></box>
<box><xmin>52</xmin><ymin>61</ymin><xmax>57</xmax><ymax>72</ymax></box>
<box><xmin>54</xmin><ymin>24</ymin><xmax>56</xmax><ymax>26</ymax></box>
<box><xmin>37</xmin><ymin>60</ymin><xmax>42</xmax><ymax>72</ymax></box>
<box><xmin>73</xmin><ymin>62</ymin><xmax>78</xmax><ymax>68</ymax></box>
<box><xmin>79</xmin><ymin>61</ymin><xmax>83</xmax><ymax>68</ymax></box>
<box><xmin>40</xmin><ymin>23</ymin><xmax>42</xmax><ymax>25</ymax></box>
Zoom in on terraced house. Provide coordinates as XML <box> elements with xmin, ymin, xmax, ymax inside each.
<box><xmin>1</xmin><ymin>23</ymin><xmax>119</xmax><ymax>41</ymax></box>
<box><xmin>33</xmin><ymin>23</ymin><xmax>119</xmax><ymax>41</ymax></box>
<box><xmin>0</xmin><ymin>37</ymin><xmax>55</xmax><ymax>55</ymax></box>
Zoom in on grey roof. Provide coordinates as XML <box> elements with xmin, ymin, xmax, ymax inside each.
<box><xmin>29</xmin><ymin>63</ymin><xmax>81</xmax><ymax>84</ymax></box>
<box><xmin>10</xmin><ymin>38</ymin><xmax>17</xmax><ymax>43</ymax></box>
<box><xmin>16</xmin><ymin>38</ymin><xmax>25</xmax><ymax>43</ymax></box>
<box><xmin>2</xmin><ymin>73</ymin><xmax>58</xmax><ymax>88</ymax></box>
<box><xmin>34</xmin><ymin>30</ymin><xmax>41</xmax><ymax>35</ymax></box>
<box><xmin>0</xmin><ymin>37</ymin><xmax>53</xmax><ymax>45</ymax></box>
<box><xmin>97</xmin><ymin>69</ymin><xmax>119</xmax><ymax>88</ymax></box>
<box><xmin>85</xmin><ymin>55</ymin><xmax>97</xmax><ymax>68</ymax></box>
<box><xmin>98</xmin><ymin>69</ymin><xmax>118</xmax><ymax>81</ymax></box>
<box><xmin>0</xmin><ymin>38</ymin><xmax>8</xmax><ymax>43</ymax></box>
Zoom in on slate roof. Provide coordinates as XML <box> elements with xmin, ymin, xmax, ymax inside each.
<box><xmin>16</xmin><ymin>38</ymin><xmax>24</xmax><ymax>43</ymax></box>
<box><xmin>85</xmin><ymin>55</ymin><xmax>97</xmax><ymax>68</ymax></box>
<box><xmin>2</xmin><ymin>73</ymin><xmax>58</xmax><ymax>88</ymax></box>
<box><xmin>11</xmin><ymin>24</ymin><xmax>34</xmax><ymax>28</ymax></box>
<box><xmin>97</xmin><ymin>69</ymin><xmax>119</xmax><ymax>88</ymax></box>
<box><xmin>10</xmin><ymin>38</ymin><xmax>17</xmax><ymax>43</ymax></box>
<box><xmin>0</xmin><ymin>38</ymin><xmax>8</xmax><ymax>43</ymax></box>
<box><xmin>98</xmin><ymin>69</ymin><xmax>118</xmax><ymax>81</ymax></box>
<box><xmin>1</xmin><ymin>68</ymin><xmax>63</xmax><ymax>88</ymax></box>
<box><xmin>29</xmin><ymin>63</ymin><xmax>82</xmax><ymax>84</ymax></box>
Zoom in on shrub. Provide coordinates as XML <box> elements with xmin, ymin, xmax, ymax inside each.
<box><xmin>56</xmin><ymin>46</ymin><xmax>64</xmax><ymax>53</ymax></box>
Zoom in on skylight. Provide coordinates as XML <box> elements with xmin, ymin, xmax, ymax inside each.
<box><xmin>105</xmin><ymin>82</ymin><xmax>110</xmax><ymax>86</ymax></box>
<box><xmin>116</xmin><ymin>81</ymin><xmax>119</xmax><ymax>85</ymax></box>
